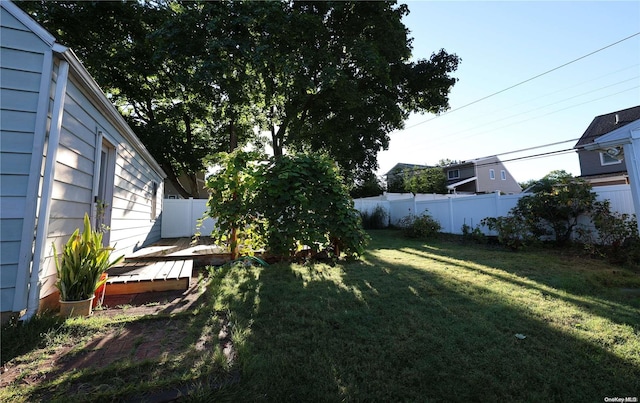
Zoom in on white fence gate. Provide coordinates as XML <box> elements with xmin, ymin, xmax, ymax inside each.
<box><xmin>161</xmin><ymin>198</ymin><xmax>215</xmax><ymax>238</ymax></box>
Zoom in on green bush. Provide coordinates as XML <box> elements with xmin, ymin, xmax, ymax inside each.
<box><xmin>578</xmin><ymin>199</ymin><xmax>640</xmax><ymax>264</ymax></box>
<box><xmin>207</xmin><ymin>151</ymin><xmax>369</xmax><ymax>259</ymax></box>
<box><xmin>360</xmin><ymin>205</ymin><xmax>388</xmax><ymax>229</ymax></box>
<box><xmin>399</xmin><ymin>212</ymin><xmax>441</xmax><ymax>239</ymax></box>
<box><xmin>481</xmin><ymin>215</ymin><xmax>536</xmax><ymax>251</ymax></box>
<box><xmin>461</xmin><ymin>223</ymin><xmax>486</xmax><ymax>244</ymax></box>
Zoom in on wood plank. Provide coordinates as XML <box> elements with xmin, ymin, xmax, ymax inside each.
<box><xmin>179</xmin><ymin>260</ymin><xmax>193</xmax><ymax>288</ymax></box>
<box><xmin>165</xmin><ymin>260</ymin><xmax>184</xmax><ymax>280</ymax></box>
<box><xmin>104</xmin><ymin>259</ymin><xmax>193</xmax><ymax>295</ymax></box>
<box><xmin>104</xmin><ymin>278</ymin><xmax>190</xmax><ymax>295</ymax></box>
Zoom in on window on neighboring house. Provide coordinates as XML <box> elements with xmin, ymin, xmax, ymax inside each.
<box><xmin>600</xmin><ymin>152</ymin><xmax>623</xmax><ymax>166</ymax></box>
<box><xmin>448</xmin><ymin>169</ymin><xmax>460</xmax><ymax>180</ymax></box>
<box><xmin>489</xmin><ymin>169</ymin><xmax>495</xmax><ymax>180</ymax></box>
<box><xmin>501</xmin><ymin>170</ymin><xmax>507</xmax><ymax>180</ymax></box>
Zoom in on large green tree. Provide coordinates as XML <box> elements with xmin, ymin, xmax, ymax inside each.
<box><xmin>19</xmin><ymin>1</ymin><xmax>460</xmax><ymax>190</ymax></box>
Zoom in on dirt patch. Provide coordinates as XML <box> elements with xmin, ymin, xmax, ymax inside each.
<box><xmin>1</xmin><ymin>275</ymin><xmax>237</xmax><ymax>397</ymax></box>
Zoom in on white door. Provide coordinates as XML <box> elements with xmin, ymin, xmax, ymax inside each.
<box><xmin>95</xmin><ymin>137</ymin><xmax>116</xmax><ymax>245</ymax></box>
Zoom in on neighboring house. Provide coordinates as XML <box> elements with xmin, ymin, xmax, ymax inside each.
<box><xmin>583</xmin><ymin>116</ymin><xmax>640</xmax><ymax>228</ymax></box>
<box><xmin>444</xmin><ymin>156</ymin><xmax>521</xmax><ymax>194</ymax></box>
<box><xmin>574</xmin><ymin>105</ymin><xmax>640</xmax><ymax>186</ymax></box>
<box><xmin>0</xmin><ymin>1</ymin><xmax>166</xmax><ymax>322</ymax></box>
<box><xmin>384</xmin><ymin>157</ymin><xmax>521</xmax><ymax>194</ymax></box>
<box><xmin>384</xmin><ymin>163</ymin><xmax>430</xmax><ymax>192</ymax></box>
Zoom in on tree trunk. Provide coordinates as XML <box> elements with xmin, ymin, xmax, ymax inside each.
<box><xmin>229</xmin><ymin>120</ymin><xmax>239</xmax><ymax>260</ymax></box>
<box><xmin>162</xmin><ymin>163</ymin><xmax>194</xmax><ymax>199</ymax></box>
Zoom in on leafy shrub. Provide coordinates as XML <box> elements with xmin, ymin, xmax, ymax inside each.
<box><xmin>578</xmin><ymin>200</ymin><xmax>640</xmax><ymax>264</ymax></box>
<box><xmin>360</xmin><ymin>205</ymin><xmax>388</xmax><ymax>229</ymax></box>
<box><xmin>461</xmin><ymin>223</ymin><xmax>486</xmax><ymax>244</ymax></box>
<box><xmin>515</xmin><ymin>171</ymin><xmax>596</xmax><ymax>246</ymax></box>
<box><xmin>481</xmin><ymin>215</ymin><xmax>536</xmax><ymax>251</ymax></box>
<box><xmin>253</xmin><ymin>153</ymin><xmax>369</xmax><ymax>258</ymax></box>
<box><xmin>206</xmin><ymin>151</ymin><xmax>370</xmax><ymax>259</ymax></box>
<box><xmin>205</xmin><ymin>150</ymin><xmax>267</xmax><ymax>255</ymax></box>
<box><xmin>399</xmin><ymin>212</ymin><xmax>441</xmax><ymax>239</ymax></box>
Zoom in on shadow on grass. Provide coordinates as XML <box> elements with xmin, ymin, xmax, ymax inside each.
<box><xmin>5</xmin><ymin>230</ymin><xmax>639</xmax><ymax>401</ymax></box>
<box><xmin>207</xmin><ymin>239</ymin><xmax>639</xmax><ymax>401</ymax></box>
<box><xmin>1</xmin><ymin>284</ymin><xmax>240</xmax><ymax>402</ymax></box>
<box><xmin>397</xmin><ymin>245</ymin><xmax>640</xmax><ymax>329</ymax></box>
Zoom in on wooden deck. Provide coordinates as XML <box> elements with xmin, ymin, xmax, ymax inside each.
<box><xmin>105</xmin><ymin>260</ymin><xmax>193</xmax><ymax>295</ymax></box>
<box><xmin>104</xmin><ymin>237</ymin><xmax>229</xmax><ymax>297</ymax></box>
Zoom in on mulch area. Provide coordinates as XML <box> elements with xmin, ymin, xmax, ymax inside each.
<box><xmin>1</xmin><ymin>271</ymin><xmax>236</xmax><ymax>398</ymax></box>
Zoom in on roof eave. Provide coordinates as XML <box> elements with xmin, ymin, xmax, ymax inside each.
<box><xmin>585</xmin><ymin>118</ymin><xmax>640</xmax><ymax>151</ymax></box>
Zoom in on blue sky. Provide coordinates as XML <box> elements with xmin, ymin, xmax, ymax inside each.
<box><xmin>378</xmin><ymin>1</ymin><xmax>640</xmax><ymax>183</ymax></box>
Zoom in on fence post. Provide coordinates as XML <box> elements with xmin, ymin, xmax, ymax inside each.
<box><xmin>449</xmin><ymin>196</ymin><xmax>454</xmax><ymax>234</ymax></box>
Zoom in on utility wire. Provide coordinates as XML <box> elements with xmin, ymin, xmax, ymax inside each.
<box><xmin>406</xmin><ymin>31</ymin><xmax>640</xmax><ymax>129</ymax></box>
<box><xmin>384</xmin><ymin>137</ymin><xmax>583</xmax><ymax>176</ymax></box>
<box><xmin>383</xmin><ymin>147</ymin><xmax>578</xmax><ymax>177</ymax></box>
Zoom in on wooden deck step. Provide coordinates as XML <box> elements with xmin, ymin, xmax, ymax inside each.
<box><xmin>105</xmin><ymin>259</ymin><xmax>193</xmax><ymax>295</ymax></box>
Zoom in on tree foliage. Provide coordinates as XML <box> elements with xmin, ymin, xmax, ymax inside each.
<box><xmin>255</xmin><ymin>154</ymin><xmax>369</xmax><ymax>258</ymax></box>
<box><xmin>19</xmin><ymin>1</ymin><xmax>460</xmax><ymax>192</ymax></box>
<box><xmin>350</xmin><ymin>172</ymin><xmax>385</xmax><ymax>199</ymax></box>
<box><xmin>403</xmin><ymin>167</ymin><xmax>447</xmax><ymax>194</ymax></box>
<box><xmin>515</xmin><ymin>170</ymin><xmax>596</xmax><ymax>245</ymax></box>
<box><xmin>205</xmin><ymin>152</ymin><xmax>368</xmax><ymax>259</ymax></box>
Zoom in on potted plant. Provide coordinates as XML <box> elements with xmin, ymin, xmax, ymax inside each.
<box><xmin>53</xmin><ymin>213</ymin><xmax>124</xmax><ymax>317</ymax></box>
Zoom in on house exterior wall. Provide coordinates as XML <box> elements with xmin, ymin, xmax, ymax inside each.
<box><xmin>577</xmin><ymin>149</ymin><xmax>627</xmax><ymax>177</ymax></box>
<box><xmin>39</xmin><ymin>64</ymin><xmax>165</xmax><ymax>304</ymax></box>
<box><xmin>475</xmin><ymin>157</ymin><xmax>522</xmax><ymax>194</ymax></box>
<box><xmin>0</xmin><ymin>5</ymin><xmax>52</xmax><ymax>315</ymax></box>
<box><xmin>0</xmin><ymin>1</ymin><xmax>166</xmax><ymax>318</ymax></box>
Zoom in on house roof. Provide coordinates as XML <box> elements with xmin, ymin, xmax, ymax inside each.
<box><xmin>384</xmin><ymin>163</ymin><xmax>430</xmax><ymax>176</ymax></box>
<box><xmin>574</xmin><ymin>105</ymin><xmax>640</xmax><ymax>149</ymax></box>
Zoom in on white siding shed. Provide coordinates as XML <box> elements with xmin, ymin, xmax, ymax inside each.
<box><xmin>0</xmin><ymin>1</ymin><xmax>166</xmax><ymax>321</ymax></box>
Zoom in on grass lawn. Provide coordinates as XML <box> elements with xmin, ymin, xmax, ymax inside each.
<box><xmin>2</xmin><ymin>230</ymin><xmax>639</xmax><ymax>402</ymax></box>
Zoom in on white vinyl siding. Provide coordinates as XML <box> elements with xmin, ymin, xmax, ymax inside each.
<box><xmin>41</xmin><ymin>76</ymin><xmax>164</xmax><ymax>298</ymax></box>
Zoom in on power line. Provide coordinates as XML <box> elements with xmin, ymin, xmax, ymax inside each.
<box><xmin>383</xmin><ymin>138</ymin><xmax>582</xmax><ymax>177</ymax></box>
<box><xmin>406</xmin><ymin>31</ymin><xmax>640</xmax><ymax>129</ymax></box>
<box><xmin>412</xmin><ymin>77</ymin><xmax>639</xmax><ymax>149</ymax></box>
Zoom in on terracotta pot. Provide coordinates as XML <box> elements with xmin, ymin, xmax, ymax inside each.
<box><xmin>59</xmin><ymin>295</ymin><xmax>95</xmax><ymax>318</ymax></box>
<box><xmin>93</xmin><ymin>273</ymin><xmax>108</xmax><ymax>308</ymax></box>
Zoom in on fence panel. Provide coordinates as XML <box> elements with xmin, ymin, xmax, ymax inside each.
<box><xmin>353</xmin><ymin>184</ymin><xmax>635</xmax><ymax>235</ymax></box>
<box><xmin>160</xmin><ymin>185</ymin><xmax>635</xmax><ymax>239</ymax></box>
<box><xmin>595</xmin><ymin>184</ymin><xmax>634</xmax><ymax>215</ymax></box>
<box><xmin>161</xmin><ymin>198</ymin><xmax>215</xmax><ymax>238</ymax></box>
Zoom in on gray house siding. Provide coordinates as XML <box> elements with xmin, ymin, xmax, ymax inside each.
<box><xmin>446</xmin><ymin>157</ymin><xmax>521</xmax><ymax>194</ymax></box>
<box><xmin>0</xmin><ymin>5</ymin><xmax>52</xmax><ymax>313</ymax></box>
<box><xmin>577</xmin><ymin>149</ymin><xmax>626</xmax><ymax>177</ymax></box>
<box><xmin>1</xmin><ymin>1</ymin><xmax>166</xmax><ymax>319</ymax></box>
<box><xmin>40</xmin><ymin>69</ymin><xmax>165</xmax><ymax>301</ymax></box>
<box><xmin>574</xmin><ymin>106</ymin><xmax>640</xmax><ymax>184</ymax></box>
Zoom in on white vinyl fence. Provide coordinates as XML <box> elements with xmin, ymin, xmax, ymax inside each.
<box><xmin>161</xmin><ymin>198</ymin><xmax>215</xmax><ymax>238</ymax></box>
<box><xmin>160</xmin><ymin>185</ymin><xmax>635</xmax><ymax>238</ymax></box>
<box><xmin>355</xmin><ymin>184</ymin><xmax>635</xmax><ymax>235</ymax></box>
